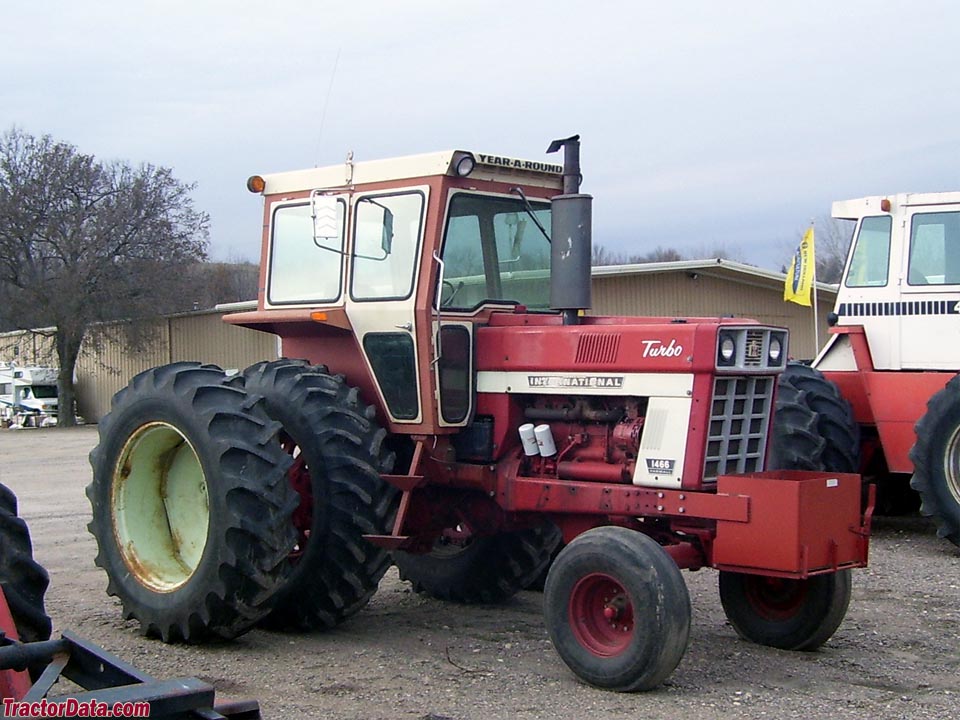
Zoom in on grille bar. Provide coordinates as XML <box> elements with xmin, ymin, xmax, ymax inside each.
<box><xmin>703</xmin><ymin>375</ymin><xmax>774</xmax><ymax>482</ymax></box>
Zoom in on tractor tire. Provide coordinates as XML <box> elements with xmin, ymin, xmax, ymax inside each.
<box><xmin>0</xmin><ymin>483</ymin><xmax>52</xmax><ymax>644</ymax></box>
<box><xmin>909</xmin><ymin>374</ymin><xmax>960</xmax><ymax>547</ymax></box>
<box><xmin>242</xmin><ymin>359</ymin><xmax>398</xmax><ymax>630</ymax></box>
<box><xmin>543</xmin><ymin>527</ymin><xmax>691</xmax><ymax>692</ymax></box>
<box><xmin>524</xmin><ymin>538</ymin><xmax>564</xmax><ymax>592</ymax></box>
<box><xmin>87</xmin><ymin>362</ymin><xmax>298</xmax><ymax>642</ymax></box>
<box><xmin>394</xmin><ymin>523</ymin><xmax>562</xmax><ymax>604</ymax></box>
<box><xmin>718</xmin><ymin>570</ymin><xmax>852</xmax><ymax>650</ymax></box>
<box><xmin>777</xmin><ymin>362</ymin><xmax>859</xmax><ymax>471</ymax></box>
<box><xmin>770</xmin><ymin>362</ymin><xmax>859</xmax><ymax>473</ymax></box>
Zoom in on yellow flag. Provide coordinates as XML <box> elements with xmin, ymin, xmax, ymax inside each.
<box><xmin>784</xmin><ymin>227</ymin><xmax>815</xmax><ymax>306</ymax></box>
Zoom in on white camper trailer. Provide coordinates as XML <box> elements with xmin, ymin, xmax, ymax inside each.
<box><xmin>0</xmin><ymin>363</ymin><xmax>59</xmax><ymax>426</ymax></box>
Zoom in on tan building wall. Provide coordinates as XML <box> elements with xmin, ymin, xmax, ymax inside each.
<box><xmin>0</xmin><ymin>330</ymin><xmax>56</xmax><ymax>367</ymax></box>
<box><xmin>74</xmin><ymin>312</ymin><xmax>278</xmax><ymax>422</ymax></box>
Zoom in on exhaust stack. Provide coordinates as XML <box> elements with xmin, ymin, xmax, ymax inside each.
<box><xmin>547</xmin><ymin>135</ymin><xmax>592</xmax><ymax>325</ymax></box>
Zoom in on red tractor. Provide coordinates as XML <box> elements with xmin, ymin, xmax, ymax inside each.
<box><xmin>86</xmin><ymin>137</ymin><xmax>871</xmax><ymax>691</ymax></box>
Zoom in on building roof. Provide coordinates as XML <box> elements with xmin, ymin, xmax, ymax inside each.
<box><xmin>591</xmin><ymin>258</ymin><xmax>838</xmax><ymax>295</ymax></box>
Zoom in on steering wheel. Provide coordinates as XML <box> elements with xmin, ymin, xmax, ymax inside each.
<box><xmin>441</xmin><ymin>280</ymin><xmax>463</xmax><ymax>307</ymax></box>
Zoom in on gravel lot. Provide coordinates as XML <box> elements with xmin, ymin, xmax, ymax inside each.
<box><xmin>1</xmin><ymin>426</ymin><xmax>958</xmax><ymax>719</ymax></box>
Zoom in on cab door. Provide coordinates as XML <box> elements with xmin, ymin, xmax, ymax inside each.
<box><xmin>899</xmin><ymin>207</ymin><xmax>960</xmax><ymax>370</ymax></box>
<box><xmin>345</xmin><ymin>187</ymin><xmax>429</xmax><ymax>423</ymax></box>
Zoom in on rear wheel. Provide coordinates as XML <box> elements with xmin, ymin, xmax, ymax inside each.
<box><xmin>0</xmin><ymin>484</ymin><xmax>51</xmax><ymax>644</ymax></box>
<box><xmin>718</xmin><ymin>570</ymin><xmax>852</xmax><ymax>650</ymax></box>
<box><xmin>242</xmin><ymin>360</ymin><xmax>398</xmax><ymax>630</ymax></box>
<box><xmin>909</xmin><ymin>374</ymin><xmax>960</xmax><ymax>547</ymax></box>
<box><xmin>394</xmin><ymin>523</ymin><xmax>561</xmax><ymax>604</ymax></box>
<box><xmin>778</xmin><ymin>362</ymin><xmax>859</xmax><ymax>471</ymax></box>
<box><xmin>87</xmin><ymin>363</ymin><xmax>298</xmax><ymax>642</ymax></box>
<box><xmin>771</xmin><ymin>362</ymin><xmax>859</xmax><ymax>472</ymax></box>
<box><xmin>543</xmin><ymin>527</ymin><xmax>691</xmax><ymax>692</ymax></box>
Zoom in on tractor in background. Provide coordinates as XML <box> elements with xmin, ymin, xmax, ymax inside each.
<box><xmin>86</xmin><ymin>137</ymin><xmax>871</xmax><ymax>691</ymax></box>
<box><xmin>775</xmin><ymin>192</ymin><xmax>960</xmax><ymax>548</ymax></box>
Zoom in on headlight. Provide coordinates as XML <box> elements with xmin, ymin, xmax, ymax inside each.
<box><xmin>718</xmin><ymin>334</ymin><xmax>737</xmax><ymax>365</ymax></box>
<box><xmin>455</xmin><ymin>154</ymin><xmax>476</xmax><ymax>177</ymax></box>
<box><xmin>768</xmin><ymin>335</ymin><xmax>783</xmax><ymax>364</ymax></box>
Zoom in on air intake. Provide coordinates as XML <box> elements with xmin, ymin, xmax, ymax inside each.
<box><xmin>575</xmin><ymin>333</ymin><xmax>621</xmax><ymax>364</ymax></box>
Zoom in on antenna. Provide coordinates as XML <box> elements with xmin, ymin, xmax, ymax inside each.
<box><xmin>314</xmin><ymin>47</ymin><xmax>342</xmax><ymax>167</ymax></box>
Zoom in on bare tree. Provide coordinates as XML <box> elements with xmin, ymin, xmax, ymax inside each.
<box><xmin>593</xmin><ymin>243</ymin><xmax>689</xmax><ymax>266</ymax></box>
<box><xmin>186</xmin><ymin>261</ymin><xmax>260</xmax><ymax>309</ymax></box>
<box><xmin>592</xmin><ymin>244</ymin><xmax>627</xmax><ymax>266</ymax></box>
<box><xmin>0</xmin><ymin>128</ymin><xmax>208</xmax><ymax>425</ymax></box>
<box><xmin>815</xmin><ymin>216</ymin><xmax>855</xmax><ymax>284</ymax></box>
<box><xmin>781</xmin><ymin>217</ymin><xmax>855</xmax><ymax>284</ymax></box>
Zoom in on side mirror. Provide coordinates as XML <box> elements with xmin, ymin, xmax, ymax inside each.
<box><xmin>382</xmin><ymin>207</ymin><xmax>394</xmax><ymax>256</ymax></box>
<box><xmin>311</xmin><ymin>193</ymin><xmax>341</xmax><ymax>242</ymax></box>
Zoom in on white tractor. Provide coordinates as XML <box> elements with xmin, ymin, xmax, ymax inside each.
<box><xmin>774</xmin><ymin>191</ymin><xmax>960</xmax><ymax>546</ymax></box>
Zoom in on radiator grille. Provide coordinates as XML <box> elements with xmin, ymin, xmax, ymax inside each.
<box><xmin>743</xmin><ymin>329</ymin><xmax>765</xmax><ymax>367</ymax></box>
<box><xmin>575</xmin><ymin>333</ymin><xmax>621</xmax><ymax>364</ymax></box>
<box><xmin>703</xmin><ymin>375</ymin><xmax>774</xmax><ymax>481</ymax></box>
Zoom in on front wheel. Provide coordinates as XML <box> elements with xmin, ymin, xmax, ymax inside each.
<box><xmin>718</xmin><ymin>570</ymin><xmax>852</xmax><ymax>650</ymax></box>
<box><xmin>909</xmin><ymin>374</ymin><xmax>960</xmax><ymax>546</ymax></box>
<box><xmin>543</xmin><ymin>527</ymin><xmax>691</xmax><ymax>692</ymax></box>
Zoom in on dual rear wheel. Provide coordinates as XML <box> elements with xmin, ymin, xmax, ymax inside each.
<box><xmin>86</xmin><ymin>361</ymin><xmax>397</xmax><ymax>641</ymax></box>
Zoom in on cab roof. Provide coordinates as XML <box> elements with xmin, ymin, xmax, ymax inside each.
<box><xmin>253</xmin><ymin>150</ymin><xmax>565</xmax><ymax>195</ymax></box>
<box><xmin>832</xmin><ymin>191</ymin><xmax>960</xmax><ymax>219</ymax></box>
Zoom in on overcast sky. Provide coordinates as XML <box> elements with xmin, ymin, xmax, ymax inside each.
<box><xmin>5</xmin><ymin>1</ymin><xmax>959</xmax><ymax>270</ymax></box>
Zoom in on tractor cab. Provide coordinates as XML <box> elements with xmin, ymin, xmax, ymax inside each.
<box><xmin>229</xmin><ymin>140</ymin><xmax>587</xmax><ymax>435</ymax></box>
<box><xmin>821</xmin><ymin>192</ymin><xmax>960</xmax><ymax>372</ymax></box>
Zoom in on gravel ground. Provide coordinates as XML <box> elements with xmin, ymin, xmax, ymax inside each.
<box><xmin>1</xmin><ymin>426</ymin><xmax>958</xmax><ymax>719</ymax></box>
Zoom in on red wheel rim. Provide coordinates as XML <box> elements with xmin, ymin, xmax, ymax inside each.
<box><xmin>743</xmin><ymin>576</ymin><xmax>808</xmax><ymax>621</ymax></box>
<box><xmin>281</xmin><ymin>432</ymin><xmax>313</xmax><ymax>562</ymax></box>
<box><xmin>568</xmin><ymin>572</ymin><xmax>634</xmax><ymax>657</ymax></box>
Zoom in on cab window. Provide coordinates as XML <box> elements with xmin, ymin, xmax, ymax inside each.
<box><xmin>351</xmin><ymin>192</ymin><xmax>425</xmax><ymax>301</ymax></box>
<box><xmin>845</xmin><ymin>215</ymin><xmax>891</xmax><ymax>287</ymax></box>
<box><xmin>268</xmin><ymin>201</ymin><xmax>345</xmax><ymax>304</ymax></box>
<box><xmin>907</xmin><ymin>211</ymin><xmax>960</xmax><ymax>286</ymax></box>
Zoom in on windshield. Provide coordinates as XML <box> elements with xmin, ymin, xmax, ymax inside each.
<box><xmin>845</xmin><ymin>215</ymin><xmax>891</xmax><ymax>287</ymax></box>
<box><xmin>31</xmin><ymin>385</ymin><xmax>57</xmax><ymax>399</ymax></box>
<box><xmin>439</xmin><ymin>193</ymin><xmax>551</xmax><ymax>311</ymax></box>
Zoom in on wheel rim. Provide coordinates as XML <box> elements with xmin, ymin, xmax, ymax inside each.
<box><xmin>281</xmin><ymin>432</ymin><xmax>313</xmax><ymax>562</ymax></box>
<box><xmin>432</xmin><ymin>525</ymin><xmax>473</xmax><ymax>555</ymax></box>
<box><xmin>111</xmin><ymin>422</ymin><xmax>209</xmax><ymax>592</ymax></box>
<box><xmin>944</xmin><ymin>425</ymin><xmax>960</xmax><ymax>506</ymax></box>
<box><xmin>742</xmin><ymin>576</ymin><xmax>808</xmax><ymax>620</ymax></box>
<box><xmin>568</xmin><ymin>572</ymin><xmax>634</xmax><ymax>657</ymax></box>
